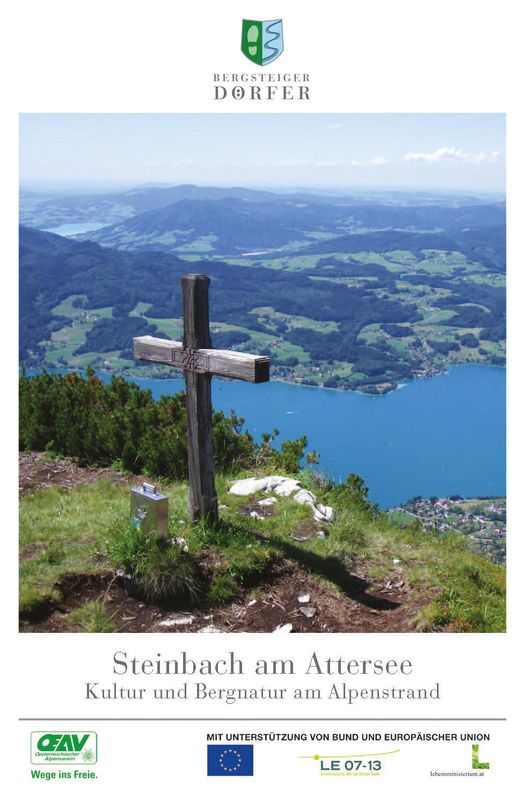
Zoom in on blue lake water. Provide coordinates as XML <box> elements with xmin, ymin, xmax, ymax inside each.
<box><xmin>96</xmin><ymin>364</ymin><xmax>505</xmax><ymax>508</ymax></box>
<box><xmin>43</xmin><ymin>222</ymin><xmax>109</xmax><ymax>236</ymax></box>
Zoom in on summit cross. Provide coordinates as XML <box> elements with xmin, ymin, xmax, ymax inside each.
<box><xmin>133</xmin><ymin>274</ymin><xmax>270</xmax><ymax>525</ymax></box>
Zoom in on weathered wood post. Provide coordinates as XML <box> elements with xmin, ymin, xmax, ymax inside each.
<box><xmin>181</xmin><ymin>275</ymin><xmax>218</xmax><ymax>524</ymax></box>
<box><xmin>133</xmin><ymin>274</ymin><xmax>270</xmax><ymax>526</ymax></box>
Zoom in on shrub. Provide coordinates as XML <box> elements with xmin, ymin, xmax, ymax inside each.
<box><xmin>328</xmin><ymin>472</ymin><xmax>378</xmax><ymax>514</ymax></box>
<box><xmin>19</xmin><ymin>372</ymin><xmax>310</xmax><ymax>478</ymax></box>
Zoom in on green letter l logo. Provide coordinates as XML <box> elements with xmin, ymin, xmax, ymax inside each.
<box><xmin>472</xmin><ymin>744</ymin><xmax>490</xmax><ymax>769</ymax></box>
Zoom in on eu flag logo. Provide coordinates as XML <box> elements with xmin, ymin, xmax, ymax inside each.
<box><xmin>207</xmin><ymin>745</ymin><xmax>254</xmax><ymax>776</ymax></box>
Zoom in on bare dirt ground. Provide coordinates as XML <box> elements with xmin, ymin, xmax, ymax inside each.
<box><xmin>20</xmin><ymin>562</ymin><xmax>429</xmax><ymax>634</ymax></box>
<box><xmin>19</xmin><ymin>451</ymin><xmax>131</xmax><ymax>497</ymax></box>
<box><xmin>19</xmin><ymin>453</ymin><xmax>432</xmax><ymax>633</ymax></box>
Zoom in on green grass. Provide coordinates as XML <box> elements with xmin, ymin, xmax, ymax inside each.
<box><xmin>387</xmin><ymin>510</ymin><xmax>417</xmax><ymax>526</ymax></box>
<box><xmin>51</xmin><ymin>295</ymin><xmax>88</xmax><ymax>318</ymax></box>
<box><xmin>142</xmin><ymin>316</ymin><xmax>183</xmax><ymax>341</ymax></box>
<box><xmin>251</xmin><ymin>307</ymin><xmax>339</xmax><ymax>335</ymax></box>
<box><xmin>129</xmin><ymin>301</ymin><xmax>152</xmax><ymax>317</ymax></box>
<box><xmin>19</xmin><ymin>480</ymin><xmax>128</xmax><ymax>615</ymax></box>
<box><xmin>70</xmin><ymin>600</ymin><xmax>117</xmax><ymax>632</ymax></box>
<box><xmin>46</xmin><ymin>302</ymin><xmax>114</xmax><ymax>367</ymax></box>
<box><xmin>176</xmin><ymin>234</ymin><xmax>218</xmax><ymax>252</ymax></box>
<box><xmin>20</xmin><ymin>468</ymin><xmax>506</xmax><ymax>631</ymax></box>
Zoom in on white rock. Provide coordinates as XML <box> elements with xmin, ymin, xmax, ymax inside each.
<box><xmin>218</xmin><ymin>504</ymin><xmax>229</xmax><ymax>510</ymax></box>
<box><xmin>250</xmin><ymin>511</ymin><xmax>264</xmax><ymax>520</ymax></box>
<box><xmin>313</xmin><ymin>504</ymin><xmax>335</xmax><ymax>523</ymax></box>
<box><xmin>297</xmin><ymin>594</ymin><xmax>310</xmax><ymax>603</ymax></box>
<box><xmin>229</xmin><ymin>477</ymin><xmax>270</xmax><ymax>496</ymax></box>
<box><xmin>158</xmin><ymin>614</ymin><xmax>194</xmax><ymax>627</ymax></box>
<box><xmin>265</xmin><ymin>476</ymin><xmax>289</xmax><ymax>488</ymax></box>
<box><xmin>316</xmin><ymin>530</ymin><xmax>326</xmax><ymax>539</ymax></box>
<box><xmin>293</xmin><ymin>488</ymin><xmax>317</xmax><ymax>507</ymax></box>
<box><xmin>274</xmin><ymin>479</ymin><xmax>301</xmax><ymax>497</ymax></box>
<box><xmin>273</xmin><ymin>623</ymin><xmax>293</xmax><ymax>633</ymax></box>
<box><xmin>258</xmin><ymin>497</ymin><xmax>277</xmax><ymax>506</ymax></box>
<box><xmin>393</xmin><ymin>558</ymin><xmax>401</xmax><ymax>565</ymax></box>
<box><xmin>197</xmin><ymin>625</ymin><xmax>222</xmax><ymax>633</ymax></box>
<box><xmin>299</xmin><ymin>606</ymin><xmax>316</xmax><ymax>618</ymax></box>
<box><xmin>247</xmin><ymin>599</ymin><xmax>257</xmax><ymax>606</ymax></box>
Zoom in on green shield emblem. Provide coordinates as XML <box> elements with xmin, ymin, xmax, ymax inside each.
<box><xmin>241</xmin><ymin>19</ymin><xmax>284</xmax><ymax>66</ymax></box>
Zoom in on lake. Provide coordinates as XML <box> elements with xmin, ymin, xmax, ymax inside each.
<box><xmin>43</xmin><ymin>222</ymin><xmax>109</xmax><ymax>236</ymax></box>
<box><xmin>97</xmin><ymin>364</ymin><xmax>505</xmax><ymax>508</ymax></box>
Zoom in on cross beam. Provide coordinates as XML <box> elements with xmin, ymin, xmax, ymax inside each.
<box><xmin>133</xmin><ymin>274</ymin><xmax>270</xmax><ymax>524</ymax></box>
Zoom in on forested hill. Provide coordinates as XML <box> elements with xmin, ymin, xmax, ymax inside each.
<box><xmin>19</xmin><ymin>223</ymin><xmax>505</xmax><ymax>392</ymax></box>
<box><xmin>19</xmin><ymin>184</ymin><xmax>280</xmax><ymax>228</ymax></box>
<box><xmin>81</xmin><ymin>196</ymin><xmax>505</xmax><ymax>257</ymax></box>
<box><xmin>20</xmin><ymin>182</ymin><xmax>505</xmax><ymax>233</ymax></box>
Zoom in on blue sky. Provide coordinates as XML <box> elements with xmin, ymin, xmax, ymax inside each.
<box><xmin>20</xmin><ymin>113</ymin><xmax>505</xmax><ymax>193</ymax></box>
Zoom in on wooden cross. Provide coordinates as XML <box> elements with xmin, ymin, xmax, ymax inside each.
<box><xmin>133</xmin><ymin>274</ymin><xmax>270</xmax><ymax>525</ymax></box>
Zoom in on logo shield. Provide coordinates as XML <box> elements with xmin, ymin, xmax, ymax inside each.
<box><xmin>241</xmin><ymin>19</ymin><xmax>284</xmax><ymax>66</ymax></box>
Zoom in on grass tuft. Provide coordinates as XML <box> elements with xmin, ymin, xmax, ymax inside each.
<box><xmin>70</xmin><ymin>600</ymin><xmax>117</xmax><ymax>632</ymax></box>
<box><xmin>133</xmin><ymin>544</ymin><xmax>203</xmax><ymax>606</ymax></box>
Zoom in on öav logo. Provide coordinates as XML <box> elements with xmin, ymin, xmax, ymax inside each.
<box><xmin>207</xmin><ymin>744</ymin><xmax>254</xmax><ymax>776</ymax></box>
<box><xmin>241</xmin><ymin>19</ymin><xmax>284</xmax><ymax>65</ymax></box>
<box><xmin>31</xmin><ymin>732</ymin><xmax>98</xmax><ymax>764</ymax></box>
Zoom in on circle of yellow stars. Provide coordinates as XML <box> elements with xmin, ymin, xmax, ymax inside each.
<box><xmin>219</xmin><ymin>748</ymin><xmax>243</xmax><ymax>773</ymax></box>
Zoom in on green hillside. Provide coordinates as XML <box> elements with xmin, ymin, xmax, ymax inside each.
<box><xmin>20</xmin><ymin>223</ymin><xmax>505</xmax><ymax>393</ymax></box>
<box><xmin>19</xmin><ymin>373</ymin><xmax>505</xmax><ymax>633</ymax></box>
<box><xmin>19</xmin><ymin>463</ymin><xmax>505</xmax><ymax>634</ymax></box>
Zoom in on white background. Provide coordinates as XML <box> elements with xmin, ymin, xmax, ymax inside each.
<box><xmin>2</xmin><ymin>1</ymin><xmax>522</xmax><ymax>797</ymax></box>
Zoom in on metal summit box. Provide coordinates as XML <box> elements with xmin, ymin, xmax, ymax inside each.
<box><xmin>130</xmin><ymin>482</ymin><xmax>168</xmax><ymax>538</ymax></box>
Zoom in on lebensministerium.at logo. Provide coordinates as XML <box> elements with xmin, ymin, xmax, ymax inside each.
<box><xmin>241</xmin><ymin>19</ymin><xmax>284</xmax><ymax>65</ymax></box>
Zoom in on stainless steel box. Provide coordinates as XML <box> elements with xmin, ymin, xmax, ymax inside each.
<box><xmin>130</xmin><ymin>483</ymin><xmax>168</xmax><ymax>538</ymax></box>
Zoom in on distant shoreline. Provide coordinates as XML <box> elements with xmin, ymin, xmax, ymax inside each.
<box><xmin>22</xmin><ymin>360</ymin><xmax>507</xmax><ymax>397</ymax></box>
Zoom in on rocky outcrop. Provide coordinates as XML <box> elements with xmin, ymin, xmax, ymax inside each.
<box><xmin>229</xmin><ymin>475</ymin><xmax>335</xmax><ymax>524</ymax></box>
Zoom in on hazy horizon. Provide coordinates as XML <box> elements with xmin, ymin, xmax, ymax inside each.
<box><xmin>20</xmin><ymin>113</ymin><xmax>506</xmax><ymax>195</ymax></box>
<box><xmin>19</xmin><ymin>180</ymin><xmax>505</xmax><ymax>200</ymax></box>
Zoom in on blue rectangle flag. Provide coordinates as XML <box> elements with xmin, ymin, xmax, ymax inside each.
<box><xmin>207</xmin><ymin>745</ymin><xmax>254</xmax><ymax>776</ymax></box>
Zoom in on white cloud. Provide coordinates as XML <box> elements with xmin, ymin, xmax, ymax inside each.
<box><xmin>326</xmin><ymin>122</ymin><xmax>344</xmax><ymax>129</ymax></box>
<box><xmin>313</xmin><ymin>161</ymin><xmax>337</xmax><ymax>168</ymax></box>
<box><xmin>350</xmin><ymin>157</ymin><xmax>389</xmax><ymax>167</ymax></box>
<box><xmin>404</xmin><ymin>146</ymin><xmax>501</xmax><ymax>165</ymax></box>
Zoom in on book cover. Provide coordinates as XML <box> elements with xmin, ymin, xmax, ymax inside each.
<box><xmin>4</xmin><ymin>1</ymin><xmax>520</xmax><ymax>797</ymax></box>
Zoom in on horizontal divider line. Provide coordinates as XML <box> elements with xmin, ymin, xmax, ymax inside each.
<box><xmin>19</xmin><ymin>717</ymin><xmax>507</xmax><ymax>722</ymax></box>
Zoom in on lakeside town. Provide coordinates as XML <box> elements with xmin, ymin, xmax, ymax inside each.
<box><xmin>390</xmin><ymin>496</ymin><xmax>506</xmax><ymax>564</ymax></box>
